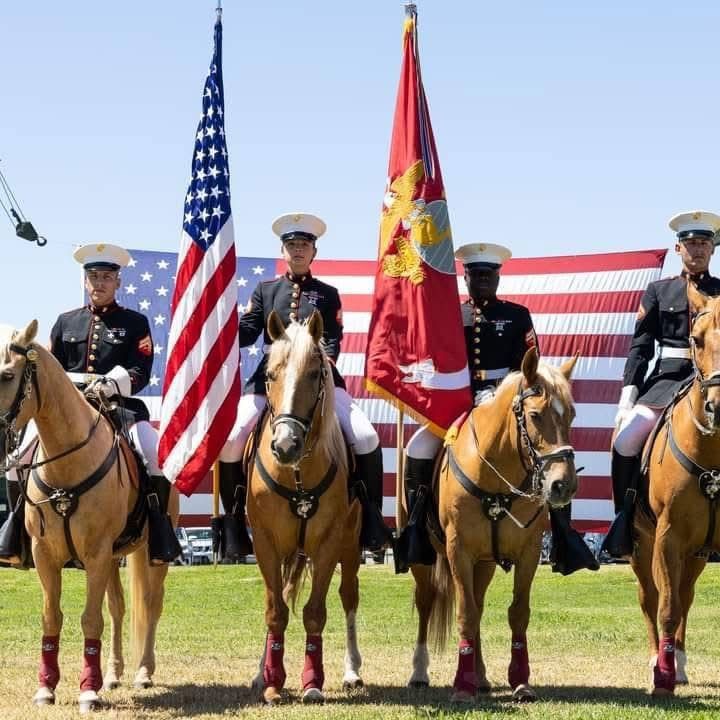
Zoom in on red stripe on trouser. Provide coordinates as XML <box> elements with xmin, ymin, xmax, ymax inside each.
<box><xmin>453</xmin><ymin>638</ymin><xmax>478</xmax><ymax>695</ymax></box>
<box><xmin>654</xmin><ymin>635</ymin><xmax>676</xmax><ymax>692</ymax></box>
<box><xmin>302</xmin><ymin>634</ymin><xmax>324</xmax><ymax>691</ymax></box>
<box><xmin>508</xmin><ymin>635</ymin><xmax>530</xmax><ymax>688</ymax></box>
<box><xmin>79</xmin><ymin>639</ymin><xmax>103</xmax><ymax>692</ymax></box>
<box><xmin>39</xmin><ymin>635</ymin><xmax>60</xmax><ymax>690</ymax></box>
<box><xmin>263</xmin><ymin>633</ymin><xmax>286</xmax><ymax>690</ymax></box>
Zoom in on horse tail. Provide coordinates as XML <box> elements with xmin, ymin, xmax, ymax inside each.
<box><xmin>282</xmin><ymin>551</ymin><xmax>310</xmax><ymax>613</ymax></box>
<box><xmin>127</xmin><ymin>548</ymin><xmax>151</xmax><ymax>666</ymax></box>
<box><xmin>428</xmin><ymin>552</ymin><xmax>455</xmax><ymax>652</ymax></box>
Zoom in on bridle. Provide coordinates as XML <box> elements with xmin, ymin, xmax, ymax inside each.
<box><xmin>0</xmin><ymin>342</ymin><xmax>40</xmax><ymax>461</ymax></box>
<box><xmin>688</xmin><ymin>309</ymin><xmax>720</xmax><ymax>435</ymax></box>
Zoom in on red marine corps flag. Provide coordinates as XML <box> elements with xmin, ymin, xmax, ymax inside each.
<box><xmin>365</xmin><ymin>4</ymin><xmax>471</xmax><ymax>436</ymax></box>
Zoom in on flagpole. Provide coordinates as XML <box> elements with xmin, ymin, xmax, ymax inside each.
<box><xmin>396</xmin><ymin>408</ymin><xmax>407</xmax><ymax>530</ymax></box>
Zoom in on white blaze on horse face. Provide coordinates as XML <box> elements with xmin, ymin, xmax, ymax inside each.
<box><xmin>552</xmin><ymin>398</ymin><xmax>565</xmax><ymax>417</ymax></box>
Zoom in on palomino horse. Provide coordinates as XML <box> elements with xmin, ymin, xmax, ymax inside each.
<box><xmin>0</xmin><ymin>321</ymin><xmax>177</xmax><ymax>712</ymax></box>
<box><xmin>631</xmin><ymin>283</ymin><xmax>720</xmax><ymax>695</ymax></box>
<box><xmin>247</xmin><ymin>310</ymin><xmax>363</xmax><ymax>705</ymax></box>
<box><xmin>409</xmin><ymin>349</ymin><xmax>579</xmax><ymax>702</ymax></box>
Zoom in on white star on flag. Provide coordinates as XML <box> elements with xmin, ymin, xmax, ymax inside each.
<box><xmin>252</xmin><ymin>265</ymin><xmax>265</xmax><ymax>275</ymax></box>
<box><xmin>124</xmin><ymin>284</ymin><xmax>137</xmax><ymax>295</ymax></box>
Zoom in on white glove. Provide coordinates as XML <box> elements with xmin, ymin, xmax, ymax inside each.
<box><xmin>614</xmin><ymin>385</ymin><xmax>638</xmax><ymax>428</ymax></box>
<box><xmin>474</xmin><ymin>388</ymin><xmax>496</xmax><ymax>406</ymax></box>
<box><xmin>86</xmin><ymin>376</ymin><xmax>116</xmax><ymax>400</ymax></box>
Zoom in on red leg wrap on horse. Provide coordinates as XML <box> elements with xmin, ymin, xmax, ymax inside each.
<box><xmin>508</xmin><ymin>635</ymin><xmax>530</xmax><ymax>689</ymax></box>
<box><xmin>302</xmin><ymin>634</ymin><xmax>325</xmax><ymax>691</ymax></box>
<box><xmin>453</xmin><ymin>638</ymin><xmax>478</xmax><ymax>695</ymax></box>
<box><xmin>39</xmin><ymin>635</ymin><xmax>60</xmax><ymax>690</ymax></box>
<box><xmin>79</xmin><ymin>639</ymin><xmax>103</xmax><ymax>692</ymax></box>
<box><xmin>263</xmin><ymin>633</ymin><xmax>286</xmax><ymax>690</ymax></box>
<box><xmin>653</xmin><ymin>635</ymin><xmax>676</xmax><ymax>692</ymax></box>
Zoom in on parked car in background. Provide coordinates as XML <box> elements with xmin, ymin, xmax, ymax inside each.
<box><xmin>186</xmin><ymin>526</ymin><xmax>213</xmax><ymax>565</ymax></box>
<box><xmin>174</xmin><ymin>527</ymin><xmax>194</xmax><ymax>566</ymax></box>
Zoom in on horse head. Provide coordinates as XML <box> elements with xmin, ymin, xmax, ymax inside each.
<box><xmin>265</xmin><ymin>309</ymin><xmax>330</xmax><ymax>466</ymax></box>
<box><xmin>0</xmin><ymin>320</ymin><xmax>40</xmax><ymax>463</ymax></box>
<box><xmin>516</xmin><ymin>347</ymin><xmax>579</xmax><ymax>508</ymax></box>
<box><xmin>688</xmin><ymin>282</ymin><xmax>720</xmax><ymax>429</ymax></box>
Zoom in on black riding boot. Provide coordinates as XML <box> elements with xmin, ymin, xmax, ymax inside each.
<box><xmin>147</xmin><ymin>476</ymin><xmax>182</xmax><ymax>565</ymax></box>
<box><xmin>355</xmin><ymin>446</ymin><xmax>393</xmax><ymax>553</ymax></box>
<box><xmin>549</xmin><ymin>503</ymin><xmax>599</xmax><ymax>575</ymax></box>
<box><xmin>211</xmin><ymin>460</ymin><xmax>253</xmax><ymax>561</ymax></box>
<box><xmin>0</xmin><ymin>475</ymin><xmax>24</xmax><ymax>565</ymax></box>
<box><xmin>600</xmin><ymin>451</ymin><xmax>640</xmax><ymax>558</ymax></box>
<box><xmin>395</xmin><ymin>457</ymin><xmax>437</xmax><ymax>572</ymax></box>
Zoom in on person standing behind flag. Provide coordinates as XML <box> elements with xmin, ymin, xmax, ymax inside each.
<box><xmin>603</xmin><ymin>211</ymin><xmax>720</xmax><ymax>558</ymax></box>
<box><xmin>217</xmin><ymin>213</ymin><xmax>392</xmax><ymax>557</ymax></box>
<box><xmin>397</xmin><ymin>243</ymin><xmax>598</xmax><ymax>575</ymax></box>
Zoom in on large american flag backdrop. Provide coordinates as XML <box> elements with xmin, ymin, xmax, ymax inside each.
<box><xmin>117</xmin><ymin>247</ymin><xmax>666</xmax><ymax>533</ymax></box>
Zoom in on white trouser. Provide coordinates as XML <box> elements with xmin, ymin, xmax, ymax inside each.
<box><xmin>406</xmin><ymin>425</ymin><xmax>442</xmax><ymax>461</ymax></box>
<box><xmin>219</xmin><ymin>388</ymin><xmax>380</xmax><ymax>463</ymax></box>
<box><xmin>7</xmin><ymin>418</ymin><xmax>161</xmax><ymax>480</ymax></box>
<box><xmin>613</xmin><ymin>404</ymin><xmax>661</xmax><ymax>457</ymax></box>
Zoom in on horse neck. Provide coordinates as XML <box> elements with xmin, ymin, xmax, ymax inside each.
<box><xmin>458</xmin><ymin>385</ymin><xmax>522</xmax><ymax>489</ymax></box>
<box><xmin>32</xmin><ymin>352</ymin><xmax>103</xmax><ymax>478</ymax></box>
<box><xmin>674</xmin><ymin>381</ymin><xmax>720</xmax><ymax>458</ymax></box>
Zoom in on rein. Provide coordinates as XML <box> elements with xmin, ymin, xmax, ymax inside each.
<box><xmin>448</xmin><ymin>378</ymin><xmax>575</xmax><ymax>570</ymax></box>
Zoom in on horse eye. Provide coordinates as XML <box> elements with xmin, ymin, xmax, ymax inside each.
<box><xmin>528</xmin><ymin>410</ymin><xmax>541</xmax><ymax>421</ymax></box>
<box><xmin>0</xmin><ymin>370</ymin><xmax>14</xmax><ymax>382</ymax></box>
<box><xmin>692</xmin><ymin>335</ymin><xmax>703</xmax><ymax>348</ymax></box>
<box><xmin>266</xmin><ymin>370</ymin><xmax>277</xmax><ymax>382</ymax></box>
<box><xmin>308</xmin><ymin>369</ymin><xmax>320</xmax><ymax>381</ymax></box>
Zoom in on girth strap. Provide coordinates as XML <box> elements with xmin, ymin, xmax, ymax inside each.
<box><xmin>254</xmin><ymin>454</ymin><xmax>337</xmax><ymax>551</ymax></box>
<box><xmin>30</xmin><ymin>435</ymin><xmax>120</xmax><ymax>567</ymax></box>
<box><xmin>447</xmin><ymin>448</ymin><xmax>543</xmax><ymax>571</ymax></box>
<box><xmin>667</xmin><ymin>423</ymin><xmax>719</xmax><ymax>552</ymax></box>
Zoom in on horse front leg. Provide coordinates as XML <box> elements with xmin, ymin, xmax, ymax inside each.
<box><xmin>473</xmin><ymin>561</ymin><xmax>496</xmax><ymax>694</ymax></box>
<box><xmin>447</xmin><ymin>534</ymin><xmax>480</xmax><ymax>703</ymax></box>
<box><xmin>507</xmin><ymin>538</ymin><xmax>541</xmax><ymax>702</ymax></box>
<box><xmin>630</xmin><ymin>525</ymin><xmax>660</xmax><ymax>684</ymax></box>
<box><xmin>78</xmin><ymin>545</ymin><xmax>114</xmax><ymax>713</ymax></box>
<box><xmin>300</xmin><ymin>530</ymin><xmax>344</xmax><ymax>704</ymax></box>
<box><xmin>253</xmin><ymin>527</ymin><xmax>289</xmax><ymax>705</ymax></box>
<box><xmin>651</xmin><ymin>518</ymin><xmax>684</xmax><ymax>695</ymax></box>
<box><xmin>408</xmin><ymin>564</ymin><xmax>434</xmax><ymax>689</ymax></box>
<box><xmin>104</xmin><ymin>561</ymin><xmax>125</xmax><ymax>690</ymax></box>
<box><xmin>674</xmin><ymin>554</ymin><xmax>706</xmax><ymax>686</ymax></box>
<box><xmin>32</xmin><ymin>541</ymin><xmax>64</xmax><ymax>707</ymax></box>
<box><xmin>339</xmin><ymin>500</ymin><xmax>363</xmax><ymax>690</ymax></box>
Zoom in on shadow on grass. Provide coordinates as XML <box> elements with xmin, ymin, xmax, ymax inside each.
<box><xmin>133</xmin><ymin>681</ymin><xmax>720</xmax><ymax>716</ymax></box>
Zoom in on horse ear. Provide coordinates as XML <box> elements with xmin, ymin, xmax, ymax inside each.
<box><xmin>688</xmin><ymin>280</ymin><xmax>709</xmax><ymax>314</ymax></box>
<box><xmin>559</xmin><ymin>352</ymin><xmax>579</xmax><ymax>381</ymax></box>
<box><xmin>521</xmin><ymin>346</ymin><xmax>539</xmax><ymax>386</ymax></box>
<box><xmin>15</xmin><ymin>319</ymin><xmax>38</xmax><ymax>346</ymax></box>
<box><xmin>267</xmin><ymin>310</ymin><xmax>286</xmax><ymax>341</ymax></box>
<box><xmin>307</xmin><ymin>310</ymin><xmax>324</xmax><ymax>344</ymax></box>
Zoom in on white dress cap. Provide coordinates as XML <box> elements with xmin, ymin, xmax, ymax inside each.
<box><xmin>73</xmin><ymin>243</ymin><xmax>131</xmax><ymax>269</ymax></box>
<box><xmin>669</xmin><ymin>210</ymin><xmax>720</xmax><ymax>244</ymax></box>
<box><xmin>455</xmin><ymin>242</ymin><xmax>512</xmax><ymax>268</ymax></box>
<box><xmin>271</xmin><ymin>212</ymin><xmax>327</xmax><ymax>241</ymax></box>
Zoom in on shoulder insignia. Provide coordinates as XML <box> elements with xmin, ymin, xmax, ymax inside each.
<box><xmin>138</xmin><ymin>334</ymin><xmax>153</xmax><ymax>357</ymax></box>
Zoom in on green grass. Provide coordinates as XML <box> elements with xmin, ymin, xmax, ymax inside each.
<box><xmin>1</xmin><ymin>563</ymin><xmax>720</xmax><ymax>718</ymax></box>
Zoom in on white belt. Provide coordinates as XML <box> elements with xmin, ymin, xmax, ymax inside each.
<box><xmin>659</xmin><ymin>347</ymin><xmax>691</xmax><ymax>360</ymax></box>
<box><xmin>473</xmin><ymin>367</ymin><xmax>509</xmax><ymax>381</ymax></box>
<box><xmin>66</xmin><ymin>371</ymin><xmax>101</xmax><ymax>385</ymax></box>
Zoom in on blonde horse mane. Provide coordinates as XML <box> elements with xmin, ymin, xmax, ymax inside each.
<box><xmin>267</xmin><ymin>320</ymin><xmax>348</xmax><ymax>477</ymax></box>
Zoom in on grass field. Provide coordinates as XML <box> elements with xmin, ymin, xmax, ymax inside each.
<box><xmin>1</xmin><ymin>562</ymin><xmax>720</xmax><ymax>719</ymax></box>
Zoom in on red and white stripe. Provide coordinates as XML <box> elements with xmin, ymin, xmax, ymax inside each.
<box><xmin>158</xmin><ymin>248</ymin><xmax>664</xmax><ymax>530</ymax></box>
<box><xmin>158</xmin><ymin>217</ymin><xmax>241</xmax><ymax>495</ymax></box>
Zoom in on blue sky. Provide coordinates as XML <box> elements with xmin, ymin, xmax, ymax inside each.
<box><xmin>2</xmin><ymin>1</ymin><xmax>720</xmax><ymax>337</ymax></box>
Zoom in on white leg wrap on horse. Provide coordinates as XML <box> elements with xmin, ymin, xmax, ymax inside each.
<box><xmin>406</xmin><ymin>425</ymin><xmax>442</xmax><ymax>461</ymax></box>
<box><xmin>343</xmin><ymin>610</ymin><xmax>362</xmax><ymax>684</ymax></box>
<box><xmin>129</xmin><ymin>421</ymin><xmax>161</xmax><ymax>476</ymax></box>
<box><xmin>335</xmin><ymin>387</ymin><xmax>379</xmax><ymax>455</ymax></box>
<box><xmin>219</xmin><ymin>394</ymin><xmax>266</xmax><ymax>463</ymax></box>
<box><xmin>613</xmin><ymin>405</ymin><xmax>661</xmax><ymax>457</ymax></box>
<box><xmin>409</xmin><ymin>642</ymin><xmax>430</xmax><ymax>685</ymax></box>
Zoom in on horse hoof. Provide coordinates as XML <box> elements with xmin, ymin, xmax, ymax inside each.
<box><xmin>676</xmin><ymin>677</ymin><xmax>689</xmax><ymax>686</ymax></box>
<box><xmin>450</xmin><ymin>689</ymin><xmax>475</xmax><ymax>704</ymax></box>
<box><xmin>408</xmin><ymin>680</ymin><xmax>429</xmax><ymax>689</ymax></box>
<box><xmin>78</xmin><ymin>690</ymin><xmax>102</xmax><ymax>714</ymax></box>
<box><xmin>302</xmin><ymin>687</ymin><xmax>325</xmax><ymax>704</ymax></box>
<box><xmin>477</xmin><ymin>681</ymin><xmax>492</xmax><ymax>694</ymax></box>
<box><xmin>32</xmin><ymin>687</ymin><xmax>55</xmax><ymax>706</ymax></box>
<box><xmin>343</xmin><ymin>676</ymin><xmax>365</xmax><ymax>690</ymax></box>
<box><xmin>512</xmin><ymin>684</ymin><xmax>537</xmax><ymax>702</ymax></box>
<box><xmin>104</xmin><ymin>679</ymin><xmax>121</xmax><ymax>691</ymax></box>
<box><xmin>133</xmin><ymin>679</ymin><xmax>153</xmax><ymax>690</ymax></box>
<box><xmin>263</xmin><ymin>687</ymin><xmax>282</xmax><ymax>705</ymax></box>
<box><xmin>651</xmin><ymin>686</ymin><xmax>674</xmax><ymax>697</ymax></box>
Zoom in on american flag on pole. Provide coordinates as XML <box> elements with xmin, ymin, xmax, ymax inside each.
<box><xmin>121</xmin><ymin>249</ymin><xmax>665</xmax><ymax>531</ymax></box>
<box><xmin>157</xmin><ymin>13</ymin><xmax>241</xmax><ymax>495</ymax></box>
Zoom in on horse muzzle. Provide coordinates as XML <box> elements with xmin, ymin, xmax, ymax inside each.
<box><xmin>270</xmin><ymin>424</ymin><xmax>305</xmax><ymax>465</ymax></box>
<box><xmin>542</xmin><ymin>449</ymin><xmax>578</xmax><ymax>508</ymax></box>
